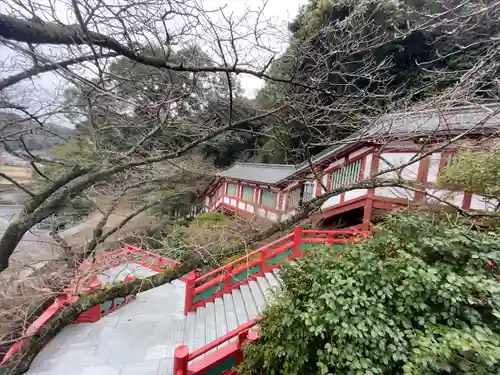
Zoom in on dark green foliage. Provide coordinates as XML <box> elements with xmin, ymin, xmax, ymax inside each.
<box><xmin>439</xmin><ymin>144</ymin><xmax>500</xmax><ymax>202</ymax></box>
<box><xmin>254</xmin><ymin>0</ymin><xmax>500</xmax><ymax>163</ymax></box>
<box><xmin>64</xmin><ymin>45</ymin><xmax>267</xmax><ymax>167</ymax></box>
<box><xmin>240</xmin><ymin>213</ymin><xmax>500</xmax><ymax>375</ymax></box>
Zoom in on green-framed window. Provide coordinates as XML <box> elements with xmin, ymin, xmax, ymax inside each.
<box><xmin>241</xmin><ymin>186</ymin><xmax>255</xmax><ymax>202</ymax></box>
<box><xmin>227</xmin><ymin>183</ymin><xmax>237</xmax><ymax>196</ymax></box>
<box><xmin>261</xmin><ymin>190</ymin><xmax>277</xmax><ymax>208</ymax></box>
<box><xmin>287</xmin><ymin>187</ymin><xmax>301</xmax><ymax>208</ymax></box>
<box><xmin>331</xmin><ymin>159</ymin><xmax>362</xmax><ymax>190</ymax></box>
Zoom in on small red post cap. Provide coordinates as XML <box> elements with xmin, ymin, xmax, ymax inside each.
<box><xmin>174</xmin><ymin>345</ymin><xmax>189</xmax><ymax>358</ymax></box>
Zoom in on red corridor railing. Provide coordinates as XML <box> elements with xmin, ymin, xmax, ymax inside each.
<box><xmin>183</xmin><ymin>226</ymin><xmax>369</xmax><ymax>314</ymax></box>
<box><xmin>176</xmin><ymin>226</ymin><xmax>370</xmax><ymax>375</ymax></box>
<box><xmin>174</xmin><ymin>320</ymin><xmax>259</xmax><ymax>375</ymax></box>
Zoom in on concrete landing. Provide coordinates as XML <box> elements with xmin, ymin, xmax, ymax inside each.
<box><xmin>25</xmin><ymin>270</ymin><xmax>282</xmax><ymax>375</ymax></box>
<box><xmin>96</xmin><ymin>263</ymin><xmax>158</xmax><ymax>285</ymax></box>
<box><xmin>26</xmin><ymin>280</ymin><xmax>186</xmax><ymax>375</ymax></box>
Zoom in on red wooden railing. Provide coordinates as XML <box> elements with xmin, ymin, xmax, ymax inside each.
<box><xmin>184</xmin><ymin>226</ymin><xmax>369</xmax><ymax>314</ymax></box>
<box><xmin>174</xmin><ymin>320</ymin><xmax>260</xmax><ymax>375</ymax></box>
<box><xmin>177</xmin><ymin>226</ymin><xmax>370</xmax><ymax>375</ymax></box>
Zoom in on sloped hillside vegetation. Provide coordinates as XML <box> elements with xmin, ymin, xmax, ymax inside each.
<box><xmin>240</xmin><ymin>213</ymin><xmax>500</xmax><ymax>375</ymax></box>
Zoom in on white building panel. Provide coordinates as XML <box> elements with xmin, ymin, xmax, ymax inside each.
<box><xmin>223</xmin><ymin>197</ymin><xmax>230</xmax><ymax>204</ymax></box>
<box><xmin>349</xmin><ymin>146</ymin><xmax>372</xmax><ymax>159</ymax></box>
<box><xmin>322</xmin><ymin>175</ymin><xmax>328</xmax><ymax>194</ymax></box>
<box><xmin>238</xmin><ymin>202</ymin><xmax>245</xmax><ymax>210</ymax></box>
<box><xmin>327</xmin><ymin>157</ymin><xmax>345</xmax><ymax>170</ymax></box>
<box><xmin>427</xmin><ymin>153</ymin><xmax>441</xmax><ymax>183</ymax></box>
<box><xmin>425</xmin><ymin>188</ymin><xmax>464</xmax><ymax>207</ymax></box>
<box><xmin>363</xmin><ymin>153</ymin><xmax>372</xmax><ymax>179</ymax></box>
<box><xmin>375</xmin><ymin>187</ymin><xmax>414</xmax><ymax>200</ymax></box>
<box><xmin>257</xmin><ymin>207</ymin><xmax>266</xmax><ymax>217</ymax></box>
<box><xmin>230</xmin><ymin>198</ymin><xmax>237</xmax><ymax>206</ymax></box>
<box><xmin>344</xmin><ymin>189</ymin><xmax>368</xmax><ymax>201</ymax></box>
<box><xmin>470</xmin><ymin>194</ymin><xmax>497</xmax><ymax>211</ymax></box>
<box><xmin>267</xmin><ymin>212</ymin><xmax>278</xmax><ymax>221</ymax></box>
<box><xmin>378</xmin><ymin>152</ymin><xmax>419</xmax><ymax>181</ymax></box>
<box><xmin>247</xmin><ymin>205</ymin><xmax>255</xmax><ymax>213</ymax></box>
<box><xmin>205</xmin><ymin>197</ymin><xmax>210</xmax><ymax>206</ymax></box>
<box><xmin>321</xmin><ymin>194</ymin><xmax>341</xmax><ymax>209</ymax></box>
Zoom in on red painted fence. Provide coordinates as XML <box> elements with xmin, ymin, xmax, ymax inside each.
<box><xmin>184</xmin><ymin>226</ymin><xmax>369</xmax><ymax>314</ymax></box>
<box><xmin>177</xmin><ymin>226</ymin><xmax>370</xmax><ymax>375</ymax></box>
<box><xmin>174</xmin><ymin>320</ymin><xmax>260</xmax><ymax>375</ymax></box>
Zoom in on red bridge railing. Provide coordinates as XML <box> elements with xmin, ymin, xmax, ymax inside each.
<box><xmin>183</xmin><ymin>226</ymin><xmax>369</xmax><ymax>314</ymax></box>
<box><xmin>174</xmin><ymin>320</ymin><xmax>260</xmax><ymax>375</ymax></box>
<box><xmin>177</xmin><ymin>226</ymin><xmax>370</xmax><ymax>375</ymax></box>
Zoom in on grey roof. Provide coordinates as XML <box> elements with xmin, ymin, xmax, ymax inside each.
<box><xmin>365</xmin><ymin>103</ymin><xmax>500</xmax><ymax>137</ymax></box>
<box><xmin>295</xmin><ymin>104</ymin><xmax>500</xmax><ymax>173</ymax></box>
<box><xmin>217</xmin><ymin>162</ymin><xmax>296</xmax><ymax>185</ymax></box>
<box><xmin>215</xmin><ymin>104</ymin><xmax>500</xmax><ymax>183</ymax></box>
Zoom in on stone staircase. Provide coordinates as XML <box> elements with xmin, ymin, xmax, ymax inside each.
<box><xmin>183</xmin><ymin>270</ymin><xmax>281</xmax><ymax>357</ymax></box>
<box><xmin>20</xmin><ymin>228</ymin><xmax>367</xmax><ymax>375</ymax></box>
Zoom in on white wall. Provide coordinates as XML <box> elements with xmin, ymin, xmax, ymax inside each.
<box><xmin>378</xmin><ymin>152</ymin><xmax>419</xmax><ymax>180</ymax></box>
<box><xmin>344</xmin><ymin>189</ymin><xmax>367</xmax><ymax>201</ymax></box>
<box><xmin>268</xmin><ymin>212</ymin><xmax>278</xmax><ymax>221</ymax></box>
<box><xmin>427</xmin><ymin>153</ymin><xmax>441</xmax><ymax>183</ymax></box>
<box><xmin>363</xmin><ymin>153</ymin><xmax>373</xmax><ymax>178</ymax></box>
<box><xmin>327</xmin><ymin>157</ymin><xmax>345</xmax><ymax>170</ymax></box>
<box><xmin>425</xmin><ymin>189</ymin><xmax>464</xmax><ymax>207</ymax></box>
<box><xmin>470</xmin><ymin>194</ymin><xmax>497</xmax><ymax>211</ymax></box>
<box><xmin>321</xmin><ymin>194</ymin><xmax>341</xmax><ymax>209</ymax></box>
<box><xmin>349</xmin><ymin>146</ymin><xmax>372</xmax><ymax>159</ymax></box>
<box><xmin>375</xmin><ymin>187</ymin><xmax>414</xmax><ymax>200</ymax></box>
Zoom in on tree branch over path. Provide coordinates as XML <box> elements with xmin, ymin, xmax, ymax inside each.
<box><xmin>0</xmin><ymin>15</ymin><xmax>332</xmax><ymax>93</ymax></box>
<box><xmin>0</xmin><ymin>52</ymin><xmax>118</xmax><ymax>91</ymax></box>
<box><xmin>0</xmin><ymin>106</ymin><xmax>285</xmax><ymax>274</ymax></box>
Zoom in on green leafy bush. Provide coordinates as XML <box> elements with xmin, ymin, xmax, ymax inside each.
<box><xmin>439</xmin><ymin>144</ymin><xmax>500</xmax><ymax>200</ymax></box>
<box><xmin>240</xmin><ymin>214</ymin><xmax>500</xmax><ymax>375</ymax></box>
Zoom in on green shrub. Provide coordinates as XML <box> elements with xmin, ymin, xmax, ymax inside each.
<box><xmin>191</xmin><ymin>212</ymin><xmax>230</xmax><ymax>228</ymax></box>
<box><xmin>240</xmin><ymin>213</ymin><xmax>500</xmax><ymax>375</ymax></box>
<box><xmin>439</xmin><ymin>144</ymin><xmax>500</xmax><ymax>201</ymax></box>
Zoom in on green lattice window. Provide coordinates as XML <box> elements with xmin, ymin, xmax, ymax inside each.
<box><xmin>331</xmin><ymin>159</ymin><xmax>362</xmax><ymax>190</ymax></box>
<box><xmin>241</xmin><ymin>186</ymin><xmax>255</xmax><ymax>202</ymax></box>
<box><xmin>287</xmin><ymin>187</ymin><xmax>301</xmax><ymax>208</ymax></box>
<box><xmin>261</xmin><ymin>190</ymin><xmax>277</xmax><ymax>208</ymax></box>
<box><xmin>227</xmin><ymin>183</ymin><xmax>237</xmax><ymax>196</ymax></box>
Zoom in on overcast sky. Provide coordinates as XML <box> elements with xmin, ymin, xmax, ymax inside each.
<box><xmin>0</xmin><ymin>0</ymin><xmax>308</xmax><ymax>125</ymax></box>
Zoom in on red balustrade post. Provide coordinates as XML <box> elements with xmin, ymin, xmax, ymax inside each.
<box><xmin>328</xmin><ymin>232</ymin><xmax>335</xmax><ymax>245</ymax></box>
<box><xmin>223</xmin><ymin>265</ymin><xmax>232</xmax><ymax>293</ymax></box>
<box><xmin>236</xmin><ymin>330</ymin><xmax>249</xmax><ymax>364</ymax></box>
<box><xmin>173</xmin><ymin>345</ymin><xmax>189</xmax><ymax>375</ymax></box>
<box><xmin>291</xmin><ymin>226</ymin><xmax>302</xmax><ymax>259</ymax></box>
<box><xmin>184</xmin><ymin>272</ymin><xmax>196</xmax><ymax>315</ymax></box>
<box><xmin>260</xmin><ymin>247</ymin><xmax>268</xmax><ymax>275</ymax></box>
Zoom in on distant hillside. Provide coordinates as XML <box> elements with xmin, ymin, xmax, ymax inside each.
<box><xmin>0</xmin><ymin>112</ymin><xmax>73</xmax><ymax>151</ymax></box>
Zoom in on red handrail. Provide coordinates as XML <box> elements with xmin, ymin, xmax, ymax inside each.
<box><xmin>174</xmin><ymin>319</ymin><xmax>260</xmax><ymax>375</ymax></box>
<box><xmin>184</xmin><ymin>226</ymin><xmax>370</xmax><ymax>314</ymax></box>
<box><xmin>196</xmin><ymin>233</ymin><xmax>293</xmax><ymax>283</ymax></box>
<box><xmin>189</xmin><ymin>320</ymin><xmax>259</xmax><ymax>361</ymax></box>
